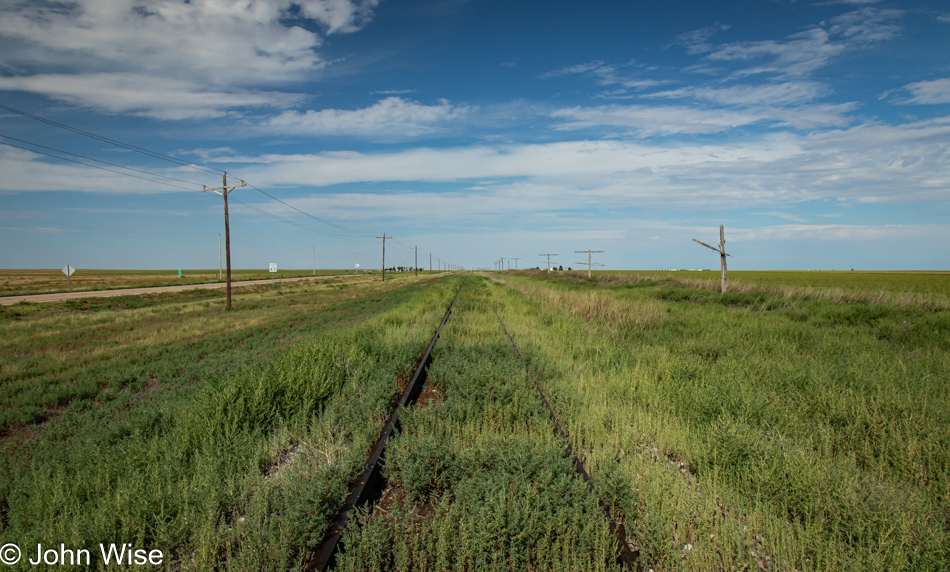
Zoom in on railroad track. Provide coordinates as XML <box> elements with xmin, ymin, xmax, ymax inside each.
<box><xmin>306</xmin><ymin>287</ymin><xmax>461</xmax><ymax>571</ymax></box>
<box><xmin>307</xmin><ymin>284</ymin><xmax>638</xmax><ymax>570</ymax></box>
<box><xmin>494</xmin><ymin>308</ymin><xmax>639</xmax><ymax>569</ymax></box>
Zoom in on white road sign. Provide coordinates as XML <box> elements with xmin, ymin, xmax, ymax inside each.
<box><xmin>355</xmin><ymin>263</ymin><xmax>360</xmax><ymax>268</ymax></box>
<box><xmin>62</xmin><ymin>265</ymin><xmax>75</xmax><ymax>276</ymax></box>
<box><xmin>269</xmin><ymin>263</ymin><xmax>277</xmax><ymax>273</ymax></box>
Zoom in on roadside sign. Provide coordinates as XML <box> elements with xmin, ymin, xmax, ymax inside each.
<box><xmin>269</xmin><ymin>263</ymin><xmax>277</xmax><ymax>273</ymax></box>
<box><xmin>355</xmin><ymin>263</ymin><xmax>360</xmax><ymax>268</ymax></box>
<box><xmin>62</xmin><ymin>265</ymin><xmax>75</xmax><ymax>292</ymax></box>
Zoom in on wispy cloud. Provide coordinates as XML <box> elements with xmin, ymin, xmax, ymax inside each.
<box><xmin>0</xmin><ymin>73</ymin><xmax>303</xmax><ymax>120</ymax></box>
<box><xmin>263</xmin><ymin>97</ymin><xmax>471</xmax><ymax>138</ymax></box>
<box><xmin>548</xmin><ymin>100</ymin><xmax>856</xmax><ymax>134</ymax></box>
<box><xmin>539</xmin><ymin>60</ymin><xmax>668</xmax><ymax>97</ymax></box>
<box><xmin>733</xmin><ymin>224</ymin><xmax>947</xmax><ymax>242</ymax></box>
<box><xmin>647</xmin><ymin>81</ymin><xmax>828</xmax><ymax>106</ymax></box>
<box><xmin>671</xmin><ymin>23</ymin><xmax>732</xmax><ymax>55</ymax></box>
<box><xmin>699</xmin><ymin>8</ymin><xmax>901</xmax><ymax>78</ymax></box>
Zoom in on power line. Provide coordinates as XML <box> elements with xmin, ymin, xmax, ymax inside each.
<box><xmin>0</xmin><ymin>139</ymin><xmax>201</xmax><ymax>192</ymax></box>
<box><xmin>0</xmin><ymin>104</ymin><xmax>374</xmax><ymax>245</ymax></box>
<box><xmin>0</xmin><ymin>133</ymin><xmax>208</xmax><ymax>188</ymax></box>
<box><xmin>0</xmin><ymin>103</ymin><xmax>222</xmax><ymax>175</ymax></box>
<box><xmin>245</xmin><ymin>183</ymin><xmax>369</xmax><ymax>238</ymax></box>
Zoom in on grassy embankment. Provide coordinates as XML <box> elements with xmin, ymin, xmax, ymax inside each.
<box><xmin>491</xmin><ymin>271</ymin><xmax>949</xmax><ymax>571</ymax></box>
<box><xmin>1</xmin><ymin>273</ymin><xmax>458</xmax><ymax>569</ymax></box>
<box><xmin>336</xmin><ymin>277</ymin><xmax>622</xmax><ymax>571</ymax></box>
<box><xmin>0</xmin><ymin>268</ymin><xmax>365</xmax><ymax>297</ymax></box>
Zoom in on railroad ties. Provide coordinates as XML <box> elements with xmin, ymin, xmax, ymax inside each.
<box><xmin>307</xmin><ymin>286</ymin><xmax>637</xmax><ymax>570</ymax></box>
<box><xmin>493</xmin><ymin>307</ymin><xmax>640</xmax><ymax>569</ymax></box>
<box><xmin>306</xmin><ymin>288</ymin><xmax>461</xmax><ymax>572</ymax></box>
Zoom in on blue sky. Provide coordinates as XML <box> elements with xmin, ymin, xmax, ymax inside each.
<box><xmin>1</xmin><ymin>0</ymin><xmax>948</xmax><ymax>272</ymax></box>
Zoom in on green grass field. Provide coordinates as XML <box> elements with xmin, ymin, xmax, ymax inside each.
<box><xmin>1</xmin><ymin>270</ymin><xmax>947</xmax><ymax>570</ymax></box>
<box><xmin>606</xmin><ymin>269</ymin><xmax>950</xmax><ymax>296</ymax></box>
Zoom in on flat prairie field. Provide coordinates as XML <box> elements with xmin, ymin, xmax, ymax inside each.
<box><xmin>601</xmin><ymin>269</ymin><xmax>950</xmax><ymax>308</ymax></box>
<box><xmin>0</xmin><ymin>268</ymin><xmax>357</xmax><ymax>296</ymax></box>
<box><xmin>1</xmin><ymin>271</ymin><xmax>947</xmax><ymax>571</ymax></box>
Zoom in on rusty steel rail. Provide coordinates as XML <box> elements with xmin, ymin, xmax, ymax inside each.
<box><xmin>492</xmin><ymin>308</ymin><xmax>640</xmax><ymax>570</ymax></box>
<box><xmin>306</xmin><ymin>288</ymin><xmax>461</xmax><ymax>572</ymax></box>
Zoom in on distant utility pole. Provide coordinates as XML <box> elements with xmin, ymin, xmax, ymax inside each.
<box><xmin>429</xmin><ymin>253</ymin><xmax>432</xmax><ymax>274</ymax></box>
<box><xmin>377</xmin><ymin>234</ymin><xmax>391</xmax><ymax>281</ymax></box>
<box><xmin>539</xmin><ymin>253</ymin><xmax>559</xmax><ymax>271</ymax></box>
<box><xmin>692</xmin><ymin>225</ymin><xmax>730</xmax><ymax>293</ymax></box>
<box><xmin>575</xmin><ymin>250</ymin><xmax>605</xmax><ymax>278</ymax></box>
<box><xmin>415</xmin><ymin>246</ymin><xmax>418</xmax><ymax>277</ymax></box>
<box><xmin>500</xmin><ymin>257</ymin><xmax>506</xmax><ymax>271</ymax></box>
<box><xmin>202</xmin><ymin>172</ymin><xmax>246</xmax><ymax>310</ymax></box>
<box><xmin>511</xmin><ymin>257</ymin><xmax>521</xmax><ymax>270</ymax></box>
<box><xmin>312</xmin><ymin>246</ymin><xmax>315</xmax><ymax>276</ymax></box>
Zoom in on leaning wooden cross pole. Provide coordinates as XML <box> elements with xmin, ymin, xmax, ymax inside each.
<box><xmin>692</xmin><ymin>225</ymin><xmax>730</xmax><ymax>294</ymax></box>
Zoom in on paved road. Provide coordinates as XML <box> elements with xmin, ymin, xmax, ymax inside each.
<box><xmin>0</xmin><ymin>275</ymin><xmax>349</xmax><ymax>305</ymax></box>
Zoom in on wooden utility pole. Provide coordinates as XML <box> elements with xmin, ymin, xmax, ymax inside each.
<box><xmin>692</xmin><ymin>225</ymin><xmax>730</xmax><ymax>293</ymax></box>
<box><xmin>202</xmin><ymin>172</ymin><xmax>246</xmax><ymax>310</ymax></box>
<box><xmin>377</xmin><ymin>234</ymin><xmax>391</xmax><ymax>281</ymax></box>
<box><xmin>539</xmin><ymin>253</ymin><xmax>558</xmax><ymax>271</ymax></box>
<box><xmin>414</xmin><ymin>246</ymin><xmax>418</xmax><ymax>277</ymax></box>
<box><xmin>575</xmin><ymin>250</ymin><xmax>605</xmax><ymax>278</ymax></box>
<box><xmin>429</xmin><ymin>253</ymin><xmax>432</xmax><ymax>274</ymax></box>
<box><xmin>511</xmin><ymin>257</ymin><xmax>521</xmax><ymax>270</ymax></box>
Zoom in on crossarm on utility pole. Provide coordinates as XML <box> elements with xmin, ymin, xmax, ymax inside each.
<box><xmin>202</xmin><ymin>173</ymin><xmax>247</xmax><ymax>311</ymax></box>
<box><xmin>691</xmin><ymin>238</ymin><xmax>730</xmax><ymax>256</ymax></box>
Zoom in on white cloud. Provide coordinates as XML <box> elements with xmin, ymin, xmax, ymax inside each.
<box><xmin>548</xmin><ymin>100</ymin><xmax>856</xmax><ymax>134</ymax></box>
<box><xmin>0</xmin><ymin>145</ymin><xmax>202</xmax><ymax>193</ymax></box>
<box><xmin>0</xmin><ymin>73</ymin><xmax>303</xmax><ymax>120</ymax></box>
<box><xmin>732</xmin><ymin>224</ymin><xmax>948</xmax><ymax>242</ymax></box>
<box><xmin>0</xmin><ymin>0</ymin><xmax>379</xmax><ymax>117</ymax></box>
<box><xmin>900</xmin><ymin>78</ymin><xmax>950</xmax><ymax>105</ymax></box>
<box><xmin>540</xmin><ymin>60</ymin><xmax>668</xmax><ymax>97</ymax></box>
<box><xmin>539</xmin><ymin>61</ymin><xmax>607</xmax><ymax>79</ymax></box>
<box><xmin>648</xmin><ymin>81</ymin><xmax>828</xmax><ymax>106</ymax></box>
<box><xmin>224</xmin><ymin>115</ymin><xmax>950</xmax><ymax>212</ymax></box>
<box><xmin>548</xmin><ymin>104</ymin><xmax>764</xmax><ymax>135</ymax></box>
<box><xmin>701</xmin><ymin>8</ymin><xmax>901</xmax><ymax>77</ymax></box>
<box><xmin>673</xmin><ymin>23</ymin><xmax>732</xmax><ymax>55</ymax></box>
<box><xmin>264</xmin><ymin>97</ymin><xmax>471</xmax><ymax>137</ymax></box>
<box><xmin>939</xmin><ymin>14</ymin><xmax>950</xmax><ymax>24</ymax></box>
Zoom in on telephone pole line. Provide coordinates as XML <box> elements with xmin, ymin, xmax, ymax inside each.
<box><xmin>202</xmin><ymin>172</ymin><xmax>246</xmax><ymax>310</ymax></box>
<box><xmin>511</xmin><ymin>257</ymin><xmax>521</xmax><ymax>270</ymax></box>
<box><xmin>692</xmin><ymin>225</ymin><xmax>730</xmax><ymax>293</ymax></box>
<box><xmin>539</xmin><ymin>253</ymin><xmax>558</xmax><ymax>271</ymax></box>
<box><xmin>377</xmin><ymin>234</ymin><xmax>391</xmax><ymax>281</ymax></box>
<box><xmin>575</xmin><ymin>249</ymin><xmax>604</xmax><ymax>278</ymax></box>
<box><xmin>414</xmin><ymin>246</ymin><xmax>418</xmax><ymax>277</ymax></box>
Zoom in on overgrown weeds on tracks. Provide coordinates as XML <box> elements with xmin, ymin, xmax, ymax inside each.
<box><xmin>0</xmin><ymin>275</ymin><xmax>458</xmax><ymax>570</ymax></box>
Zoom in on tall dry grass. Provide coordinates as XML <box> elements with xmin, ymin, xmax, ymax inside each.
<box><xmin>492</xmin><ymin>274</ymin><xmax>667</xmax><ymax>330</ymax></box>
